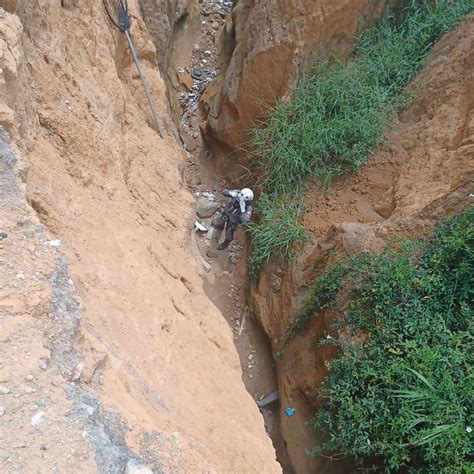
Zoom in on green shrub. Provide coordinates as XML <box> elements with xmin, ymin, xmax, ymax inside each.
<box><xmin>249</xmin><ymin>0</ymin><xmax>474</xmax><ymax>273</ymax></box>
<box><xmin>294</xmin><ymin>210</ymin><xmax>474</xmax><ymax>472</ymax></box>
<box><xmin>247</xmin><ymin>193</ymin><xmax>309</xmax><ymax>277</ymax></box>
<box><xmin>253</xmin><ymin>59</ymin><xmax>391</xmax><ymax>194</ymax></box>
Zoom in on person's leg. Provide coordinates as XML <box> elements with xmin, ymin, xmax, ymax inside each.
<box><xmin>225</xmin><ymin>222</ymin><xmax>236</xmax><ymax>242</ymax></box>
<box><xmin>217</xmin><ymin>222</ymin><xmax>236</xmax><ymax>250</ymax></box>
<box><xmin>211</xmin><ymin>211</ymin><xmax>226</xmax><ymax>229</ymax></box>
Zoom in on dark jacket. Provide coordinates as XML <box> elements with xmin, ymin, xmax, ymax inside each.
<box><xmin>222</xmin><ymin>190</ymin><xmax>253</xmax><ymax>225</ymax></box>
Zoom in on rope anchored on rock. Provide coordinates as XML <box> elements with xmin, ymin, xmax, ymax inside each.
<box><xmin>102</xmin><ymin>0</ymin><xmax>164</xmax><ymax>138</ymax></box>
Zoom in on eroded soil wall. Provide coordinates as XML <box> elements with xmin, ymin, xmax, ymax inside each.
<box><xmin>0</xmin><ymin>1</ymin><xmax>280</xmax><ymax>471</ymax></box>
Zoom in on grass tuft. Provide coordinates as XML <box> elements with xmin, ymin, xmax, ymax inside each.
<box><xmin>246</xmin><ymin>193</ymin><xmax>309</xmax><ymax>277</ymax></box>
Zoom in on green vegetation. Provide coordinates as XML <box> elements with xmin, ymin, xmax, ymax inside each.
<box><xmin>292</xmin><ymin>210</ymin><xmax>473</xmax><ymax>472</ymax></box>
<box><xmin>246</xmin><ymin>194</ymin><xmax>309</xmax><ymax>277</ymax></box>
<box><xmin>249</xmin><ymin>0</ymin><xmax>474</xmax><ymax>275</ymax></box>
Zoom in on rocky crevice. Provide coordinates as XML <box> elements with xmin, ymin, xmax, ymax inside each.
<box><xmin>157</xmin><ymin>2</ymin><xmax>474</xmax><ymax>471</ymax></box>
<box><xmin>149</xmin><ymin>0</ymin><xmax>474</xmax><ymax>471</ymax></box>
<box><xmin>1</xmin><ymin>0</ymin><xmax>472</xmax><ymax>472</ymax></box>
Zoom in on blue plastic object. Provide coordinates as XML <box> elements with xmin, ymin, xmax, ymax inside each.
<box><xmin>284</xmin><ymin>407</ymin><xmax>296</xmax><ymax>416</ymax></box>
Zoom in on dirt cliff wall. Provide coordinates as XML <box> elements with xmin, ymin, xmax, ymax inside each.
<box><xmin>206</xmin><ymin>0</ymin><xmax>388</xmax><ymax>157</ymax></box>
<box><xmin>139</xmin><ymin>0</ymin><xmax>196</xmax><ymax>69</ymax></box>
<box><xmin>251</xmin><ymin>15</ymin><xmax>474</xmax><ymax>474</ymax></box>
<box><xmin>0</xmin><ymin>2</ymin><xmax>279</xmax><ymax>472</ymax></box>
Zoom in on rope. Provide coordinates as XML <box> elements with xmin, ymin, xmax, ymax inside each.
<box><xmin>102</xmin><ymin>0</ymin><xmax>164</xmax><ymax>138</ymax></box>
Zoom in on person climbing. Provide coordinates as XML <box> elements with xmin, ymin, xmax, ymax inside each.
<box><xmin>212</xmin><ymin>188</ymin><xmax>254</xmax><ymax>250</ymax></box>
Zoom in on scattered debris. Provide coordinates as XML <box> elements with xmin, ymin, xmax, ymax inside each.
<box><xmin>195</xmin><ymin>191</ymin><xmax>216</xmax><ymax>201</ymax></box>
<box><xmin>284</xmin><ymin>407</ymin><xmax>296</xmax><ymax>417</ymax></box>
<box><xmin>0</xmin><ymin>231</ymin><xmax>7</xmax><ymax>240</ymax></box>
<box><xmin>191</xmin><ymin>67</ymin><xmax>205</xmax><ymax>80</ymax></box>
<box><xmin>195</xmin><ymin>221</ymin><xmax>208</xmax><ymax>232</ymax></box>
<box><xmin>206</xmin><ymin>248</ymin><xmax>218</xmax><ymax>259</ymax></box>
<box><xmin>31</xmin><ymin>410</ymin><xmax>46</xmax><ymax>427</ymax></box>
<box><xmin>45</xmin><ymin>239</ymin><xmax>62</xmax><ymax>247</ymax></box>
<box><xmin>0</xmin><ymin>385</ymin><xmax>10</xmax><ymax>394</ymax></box>
<box><xmin>50</xmin><ymin>375</ymin><xmax>63</xmax><ymax>387</ymax></box>
<box><xmin>0</xmin><ymin>406</ymin><xmax>5</xmax><ymax>416</ymax></box>
<box><xmin>177</xmin><ymin>1</ymin><xmax>233</xmax><ymax>126</ymax></box>
<box><xmin>202</xmin><ymin>1</ymin><xmax>233</xmax><ymax>16</ymax></box>
<box><xmin>199</xmin><ymin>255</ymin><xmax>212</xmax><ymax>273</ymax></box>
<box><xmin>257</xmin><ymin>391</ymin><xmax>279</xmax><ymax>408</ymax></box>
<box><xmin>196</xmin><ymin>196</ymin><xmax>220</xmax><ymax>218</ymax></box>
<box><xmin>125</xmin><ymin>459</ymin><xmax>153</xmax><ymax>474</ymax></box>
<box><xmin>176</xmin><ymin>67</ymin><xmax>193</xmax><ymax>90</ymax></box>
<box><xmin>238</xmin><ymin>307</ymin><xmax>247</xmax><ymax>337</ymax></box>
<box><xmin>205</xmin><ymin>226</ymin><xmax>215</xmax><ymax>240</ymax></box>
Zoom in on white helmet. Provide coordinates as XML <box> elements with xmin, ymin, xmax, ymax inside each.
<box><xmin>238</xmin><ymin>188</ymin><xmax>254</xmax><ymax>213</ymax></box>
<box><xmin>239</xmin><ymin>188</ymin><xmax>254</xmax><ymax>202</ymax></box>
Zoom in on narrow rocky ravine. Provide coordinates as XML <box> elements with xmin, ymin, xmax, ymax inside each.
<box><xmin>160</xmin><ymin>1</ymin><xmax>293</xmax><ymax>469</ymax></box>
<box><xmin>156</xmin><ymin>2</ymin><xmax>474</xmax><ymax>473</ymax></box>
<box><xmin>2</xmin><ymin>1</ymin><xmax>471</xmax><ymax>472</ymax></box>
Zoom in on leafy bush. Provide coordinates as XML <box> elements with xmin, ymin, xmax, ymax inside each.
<box><xmin>249</xmin><ymin>0</ymin><xmax>474</xmax><ymax>273</ymax></box>
<box><xmin>295</xmin><ymin>210</ymin><xmax>474</xmax><ymax>472</ymax></box>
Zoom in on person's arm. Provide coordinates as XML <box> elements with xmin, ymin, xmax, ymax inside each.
<box><xmin>222</xmin><ymin>189</ymin><xmax>239</xmax><ymax>198</ymax></box>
